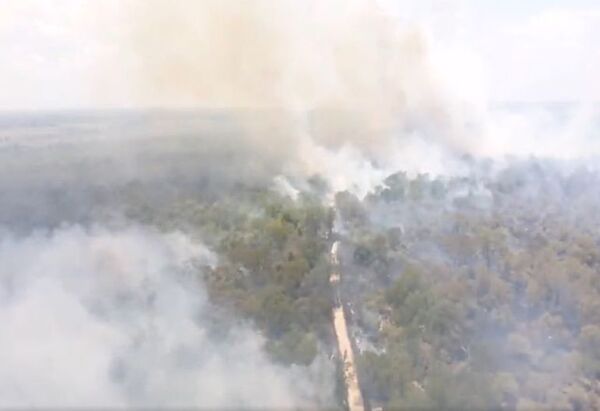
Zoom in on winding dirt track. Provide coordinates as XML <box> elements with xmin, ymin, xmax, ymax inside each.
<box><xmin>330</xmin><ymin>241</ymin><xmax>365</xmax><ymax>411</ymax></box>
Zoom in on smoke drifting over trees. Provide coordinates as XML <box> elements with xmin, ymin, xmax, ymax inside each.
<box><xmin>0</xmin><ymin>226</ymin><xmax>333</xmax><ymax>407</ymax></box>
<box><xmin>0</xmin><ymin>1</ymin><xmax>599</xmax><ymax>410</ymax></box>
<box><xmin>334</xmin><ymin>162</ymin><xmax>600</xmax><ymax>409</ymax></box>
<box><xmin>0</xmin><ymin>112</ymin><xmax>339</xmax><ymax>408</ymax></box>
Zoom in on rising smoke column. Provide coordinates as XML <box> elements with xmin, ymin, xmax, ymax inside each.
<box><xmin>119</xmin><ymin>0</ymin><xmax>486</xmax><ymax>194</ymax></box>
<box><xmin>121</xmin><ymin>0</ymin><xmax>599</xmax><ymax>195</ymax></box>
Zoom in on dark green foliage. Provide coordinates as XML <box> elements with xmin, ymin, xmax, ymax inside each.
<box><xmin>339</xmin><ymin>165</ymin><xmax>600</xmax><ymax>410</ymax></box>
<box><xmin>123</xmin><ymin>184</ymin><xmax>334</xmax><ymax>366</ymax></box>
<box><xmin>121</xmin><ymin>160</ymin><xmax>600</xmax><ymax>409</ymax></box>
<box><xmin>266</xmin><ymin>328</ymin><xmax>319</xmax><ymax>365</ymax></box>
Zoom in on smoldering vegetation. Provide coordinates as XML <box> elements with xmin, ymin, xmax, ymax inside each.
<box><xmin>0</xmin><ymin>113</ymin><xmax>337</xmax><ymax>408</ymax></box>
<box><xmin>0</xmin><ymin>225</ymin><xmax>331</xmax><ymax>407</ymax></box>
<box><xmin>334</xmin><ymin>158</ymin><xmax>600</xmax><ymax>410</ymax></box>
<box><xmin>1</xmin><ymin>0</ymin><xmax>600</xmax><ymax>409</ymax></box>
<box><xmin>2</xmin><ymin>105</ymin><xmax>599</xmax><ymax>410</ymax></box>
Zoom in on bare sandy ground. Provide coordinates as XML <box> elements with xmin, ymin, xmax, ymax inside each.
<box><xmin>330</xmin><ymin>241</ymin><xmax>365</xmax><ymax>411</ymax></box>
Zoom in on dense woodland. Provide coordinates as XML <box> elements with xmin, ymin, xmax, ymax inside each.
<box><xmin>335</xmin><ymin>161</ymin><xmax>600</xmax><ymax>410</ymax></box>
<box><xmin>3</xmin><ymin>116</ymin><xmax>599</xmax><ymax>410</ymax></box>
<box><xmin>124</xmin><ymin>185</ymin><xmax>337</xmax><ymax>366</ymax></box>
<box><xmin>122</xmin><ymin>156</ymin><xmax>600</xmax><ymax>410</ymax></box>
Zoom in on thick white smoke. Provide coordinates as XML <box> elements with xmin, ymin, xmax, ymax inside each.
<box><xmin>119</xmin><ymin>0</ymin><xmax>599</xmax><ymax>197</ymax></box>
<box><xmin>120</xmin><ymin>0</ymin><xmax>482</xmax><ymax>190</ymax></box>
<box><xmin>3</xmin><ymin>1</ymin><xmax>599</xmax><ymax>191</ymax></box>
<box><xmin>0</xmin><ymin>225</ymin><xmax>333</xmax><ymax>408</ymax></box>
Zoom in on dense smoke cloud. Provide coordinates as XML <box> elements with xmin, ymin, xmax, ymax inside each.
<box><xmin>0</xmin><ymin>2</ymin><xmax>599</xmax><ymax>410</ymax></box>
<box><xmin>2</xmin><ymin>1</ymin><xmax>599</xmax><ymax>191</ymax></box>
<box><xmin>0</xmin><ymin>226</ymin><xmax>333</xmax><ymax>407</ymax></box>
<box><xmin>121</xmin><ymin>0</ymin><xmax>478</xmax><ymax>183</ymax></box>
<box><xmin>2</xmin><ymin>2</ymin><xmax>599</xmax><ymax>409</ymax></box>
<box><xmin>119</xmin><ymin>0</ymin><xmax>599</xmax><ymax>196</ymax></box>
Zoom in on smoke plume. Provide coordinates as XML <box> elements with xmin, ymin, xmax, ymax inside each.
<box><xmin>119</xmin><ymin>0</ymin><xmax>599</xmax><ymax>196</ymax></box>
<box><xmin>0</xmin><ymin>225</ymin><xmax>333</xmax><ymax>407</ymax></box>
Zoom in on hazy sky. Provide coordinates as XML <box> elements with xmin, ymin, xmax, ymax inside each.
<box><xmin>0</xmin><ymin>0</ymin><xmax>598</xmax><ymax>110</ymax></box>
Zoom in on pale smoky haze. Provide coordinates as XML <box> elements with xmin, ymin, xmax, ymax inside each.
<box><xmin>1</xmin><ymin>0</ymin><xmax>599</xmax><ymax>109</ymax></box>
<box><xmin>0</xmin><ymin>0</ymin><xmax>599</xmax><ymax>409</ymax></box>
<box><xmin>0</xmin><ymin>226</ymin><xmax>332</xmax><ymax>407</ymax></box>
<box><xmin>1</xmin><ymin>0</ymin><xmax>599</xmax><ymax>188</ymax></box>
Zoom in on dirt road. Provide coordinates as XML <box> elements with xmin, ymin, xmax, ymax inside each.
<box><xmin>330</xmin><ymin>241</ymin><xmax>365</xmax><ymax>411</ymax></box>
